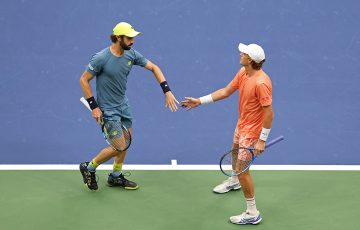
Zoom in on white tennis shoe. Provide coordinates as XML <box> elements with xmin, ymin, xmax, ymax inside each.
<box><xmin>213</xmin><ymin>177</ymin><xmax>241</xmax><ymax>194</ymax></box>
<box><xmin>230</xmin><ymin>211</ymin><xmax>262</xmax><ymax>225</ymax></box>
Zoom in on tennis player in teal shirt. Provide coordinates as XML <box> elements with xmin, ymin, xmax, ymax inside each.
<box><xmin>79</xmin><ymin>22</ymin><xmax>179</xmax><ymax>190</ymax></box>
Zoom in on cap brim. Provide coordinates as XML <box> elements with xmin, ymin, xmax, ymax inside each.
<box><xmin>238</xmin><ymin>43</ymin><xmax>249</xmax><ymax>54</ymax></box>
<box><xmin>125</xmin><ymin>31</ymin><xmax>141</xmax><ymax>37</ymax></box>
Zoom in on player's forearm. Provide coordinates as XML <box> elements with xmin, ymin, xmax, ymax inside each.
<box><xmin>151</xmin><ymin>64</ymin><xmax>166</xmax><ymax>83</ymax></box>
<box><xmin>262</xmin><ymin>108</ymin><xmax>274</xmax><ymax>129</ymax></box>
<box><xmin>80</xmin><ymin>77</ymin><xmax>94</xmax><ymax>99</ymax></box>
<box><xmin>262</xmin><ymin>116</ymin><xmax>273</xmax><ymax>129</ymax></box>
<box><xmin>211</xmin><ymin>88</ymin><xmax>230</xmax><ymax>102</ymax></box>
<box><xmin>198</xmin><ymin>87</ymin><xmax>231</xmax><ymax>105</ymax></box>
<box><xmin>258</xmin><ymin>106</ymin><xmax>274</xmax><ymax>142</ymax></box>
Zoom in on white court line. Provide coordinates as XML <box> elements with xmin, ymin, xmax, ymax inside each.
<box><xmin>0</xmin><ymin>164</ymin><xmax>359</xmax><ymax>171</ymax></box>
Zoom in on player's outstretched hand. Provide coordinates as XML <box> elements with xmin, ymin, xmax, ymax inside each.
<box><xmin>180</xmin><ymin>97</ymin><xmax>201</xmax><ymax>111</ymax></box>
<box><xmin>165</xmin><ymin>91</ymin><xmax>179</xmax><ymax>112</ymax></box>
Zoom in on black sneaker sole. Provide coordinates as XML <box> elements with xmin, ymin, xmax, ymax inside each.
<box><xmin>107</xmin><ymin>182</ymin><xmax>139</xmax><ymax>190</ymax></box>
<box><xmin>107</xmin><ymin>184</ymin><xmax>139</xmax><ymax>190</ymax></box>
<box><xmin>124</xmin><ymin>185</ymin><xmax>139</xmax><ymax>190</ymax></box>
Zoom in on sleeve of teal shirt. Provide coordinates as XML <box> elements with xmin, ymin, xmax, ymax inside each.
<box><xmin>133</xmin><ymin>50</ymin><xmax>148</xmax><ymax>67</ymax></box>
<box><xmin>86</xmin><ymin>53</ymin><xmax>104</xmax><ymax>76</ymax></box>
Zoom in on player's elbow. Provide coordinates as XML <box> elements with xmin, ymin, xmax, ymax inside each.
<box><xmin>151</xmin><ymin>64</ymin><xmax>160</xmax><ymax>73</ymax></box>
<box><xmin>80</xmin><ymin>71</ymin><xmax>92</xmax><ymax>85</ymax></box>
<box><xmin>79</xmin><ymin>75</ymin><xmax>87</xmax><ymax>86</ymax></box>
<box><xmin>222</xmin><ymin>89</ymin><xmax>231</xmax><ymax>98</ymax></box>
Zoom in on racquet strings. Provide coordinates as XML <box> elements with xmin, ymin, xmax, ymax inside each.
<box><xmin>237</xmin><ymin>148</ymin><xmax>254</xmax><ymax>173</ymax></box>
<box><xmin>101</xmin><ymin>119</ymin><xmax>131</xmax><ymax>151</ymax></box>
<box><xmin>222</xmin><ymin>148</ymin><xmax>254</xmax><ymax>176</ymax></box>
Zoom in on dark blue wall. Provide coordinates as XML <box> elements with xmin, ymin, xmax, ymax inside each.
<box><xmin>1</xmin><ymin>0</ymin><xmax>359</xmax><ymax>164</ymax></box>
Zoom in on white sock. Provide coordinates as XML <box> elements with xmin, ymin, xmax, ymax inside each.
<box><xmin>230</xmin><ymin>173</ymin><xmax>239</xmax><ymax>183</ymax></box>
<box><xmin>246</xmin><ymin>197</ymin><xmax>258</xmax><ymax>215</ymax></box>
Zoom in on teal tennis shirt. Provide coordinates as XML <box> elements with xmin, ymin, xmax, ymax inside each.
<box><xmin>86</xmin><ymin>47</ymin><xmax>148</xmax><ymax>109</ymax></box>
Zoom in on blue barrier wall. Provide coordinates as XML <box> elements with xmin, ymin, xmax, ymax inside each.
<box><xmin>1</xmin><ymin>0</ymin><xmax>359</xmax><ymax>164</ymax></box>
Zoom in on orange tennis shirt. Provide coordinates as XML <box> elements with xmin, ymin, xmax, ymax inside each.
<box><xmin>230</xmin><ymin>67</ymin><xmax>272</xmax><ymax>138</ymax></box>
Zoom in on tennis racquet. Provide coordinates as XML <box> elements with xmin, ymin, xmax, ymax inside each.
<box><xmin>219</xmin><ymin>135</ymin><xmax>284</xmax><ymax>177</ymax></box>
<box><xmin>80</xmin><ymin>97</ymin><xmax>132</xmax><ymax>152</ymax></box>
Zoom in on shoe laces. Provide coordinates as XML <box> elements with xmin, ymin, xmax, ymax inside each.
<box><xmin>122</xmin><ymin>171</ymin><xmax>131</xmax><ymax>177</ymax></box>
<box><xmin>244</xmin><ymin>210</ymin><xmax>258</xmax><ymax>218</ymax></box>
<box><xmin>223</xmin><ymin>177</ymin><xmax>237</xmax><ymax>184</ymax></box>
<box><xmin>110</xmin><ymin>171</ymin><xmax>131</xmax><ymax>178</ymax></box>
<box><xmin>111</xmin><ymin>172</ymin><xmax>131</xmax><ymax>183</ymax></box>
<box><xmin>89</xmin><ymin>171</ymin><xmax>99</xmax><ymax>184</ymax></box>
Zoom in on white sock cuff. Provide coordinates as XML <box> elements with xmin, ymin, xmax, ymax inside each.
<box><xmin>246</xmin><ymin>197</ymin><xmax>256</xmax><ymax>206</ymax></box>
<box><xmin>231</xmin><ymin>175</ymin><xmax>239</xmax><ymax>182</ymax></box>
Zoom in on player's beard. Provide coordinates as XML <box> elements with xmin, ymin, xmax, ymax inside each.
<box><xmin>119</xmin><ymin>39</ymin><xmax>131</xmax><ymax>50</ymax></box>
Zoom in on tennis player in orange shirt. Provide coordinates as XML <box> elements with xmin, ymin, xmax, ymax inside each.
<box><xmin>181</xmin><ymin>43</ymin><xmax>274</xmax><ymax>225</ymax></box>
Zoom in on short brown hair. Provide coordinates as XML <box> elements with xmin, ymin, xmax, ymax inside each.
<box><xmin>110</xmin><ymin>34</ymin><xmax>118</xmax><ymax>43</ymax></box>
<box><xmin>251</xmin><ymin>59</ymin><xmax>265</xmax><ymax>70</ymax></box>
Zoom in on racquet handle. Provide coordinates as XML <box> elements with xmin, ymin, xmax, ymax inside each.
<box><xmin>80</xmin><ymin>97</ymin><xmax>92</xmax><ymax>111</ymax></box>
<box><xmin>248</xmin><ymin>135</ymin><xmax>284</xmax><ymax>150</ymax></box>
<box><xmin>265</xmin><ymin>135</ymin><xmax>284</xmax><ymax>148</ymax></box>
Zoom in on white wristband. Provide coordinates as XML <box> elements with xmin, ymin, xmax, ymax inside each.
<box><xmin>199</xmin><ymin>94</ymin><xmax>214</xmax><ymax>104</ymax></box>
<box><xmin>259</xmin><ymin>128</ymin><xmax>271</xmax><ymax>141</ymax></box>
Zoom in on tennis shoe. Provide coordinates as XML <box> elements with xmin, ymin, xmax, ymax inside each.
<box><xmin>213</xmin><ymin>177</ymin><xmax>241</xmax><ymax>194</ymax></box>
<box><xmin>79</xmin><ymin>162</ymin><xmax>98</xmax><ymax>190</ymax></box>
<box><xmin>107</xmin><ymin>173</ymin><xmax>139</xmax><ymax>190</ymax></box>
<box><xmin>230</xmin><ymin>211</ymin><xmax>262</xmax><ymax>225</ymax></box>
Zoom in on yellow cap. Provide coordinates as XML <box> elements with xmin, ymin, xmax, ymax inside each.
<box><xmin>112</xmin><ymin>22</ymin><xmax>141</xmax><ymax>37</ymax></box>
